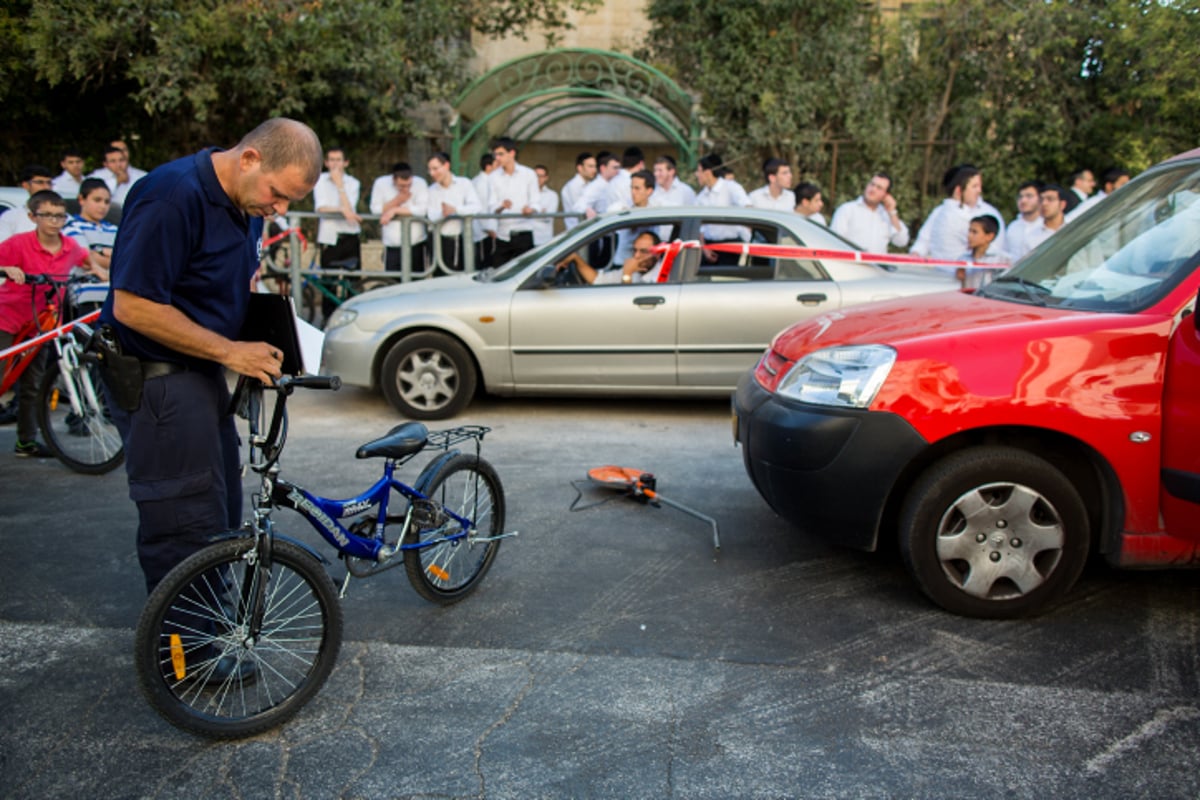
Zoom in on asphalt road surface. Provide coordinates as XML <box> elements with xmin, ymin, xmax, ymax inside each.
<box><xmin>2</xmin><ymin>386</ymin><xmax>1198</xmax><ymax>799</ymax></box>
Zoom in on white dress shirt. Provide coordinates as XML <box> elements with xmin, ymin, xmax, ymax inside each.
<box><xmin>0</xmin><ymin>208</ymin><xmax>34</xmax><ymax>243</ymax></box>
<box><xmin>427</xmin><ymin>175</ymin><xmax>482</xmax><ymax>238</ymax></box>
<box><xmin>910</xmin><ymin>198</ymin><xmax>1006</xmax><ymax>260</ymax></box>
<box><xmin>1025</xmin><ymin>220</ymin><xmax>1059</xmax><ymax>252</ymax></box>
<box><xmin>370</xmin><ymin>174</ymin><xmax>428</xmax><ymax>246</ymax></box>
<box><xmin>561</xmin><ymin>174</ymin><xmax>590</xmax><ymax>229</ymax></box>
<box><xmin>313</xmin><ymin>172</ymin><xmax>362</xmax><ymax>245</ymax></box>
<box><xmin>52</xmin><ymin>172</ymin><xmax>82</xmax><ymax>199</ymax></box>
<box><xmin>487</xmin><ymin>164</ymin><xmax>541</xmax><ymax>241</ymax></box>
<box><xmin>593</xmin><ymin>258</ymin><xmax>665</xmax><ymax>285</ymax></box>
<box><xmin>1005</xmin><ymin>215</ymin><xmax>1045</xmax><ymax>263</ymax></box>
<box><xmin>1066</xmin><ymin>190</ymin><xmax>1106</xmax><ymax>223</ymax></box>
<box><xmin>696</xmin><ymin>178</ymin><xmax>751</xmax><ymax>242</ymax></box>
<box><xmin>532</xmin><ymin>186</ymin><xmax>559</xmax><ymax>245</ymax></box>
<box><xmin>654</xmin><ymin>179</ymin><xmax>696</xmax><ymax>207</ymax></box>
<box><xmin>574</xmin><ymin>176</ymin><xmax>614</xmax><ymax>216</ymax></box>
<box><xmin>748</xmin><ymin>185</ymin><xmax>796</xmax><ymax>212</ymax></box>
<box><xmin>607</xmin><ymin>195</ymin><xmax>671</xmax><ymax>262</ymax></box>
<box><xmin>606</xmin><ymin>170</ymin><xmax>634</xmax><ymax>212</ymax></box>
<box><xmin>830</xmin><ymin>196</ymin><xmax>910</xmax><ymax>252</ymax></box>
<box><xmin>89</xmin><ymin>166</ymin><xmax>147</xmax><ymax>207</ymax></box>
<box><xmin>471</xmin><ymin>171</ymin><xmax>492</xmax><ymax>242</ymax></box>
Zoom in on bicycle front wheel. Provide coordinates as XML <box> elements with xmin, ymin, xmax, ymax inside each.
<box><xmin>134</xmin><ymin>538</ymin><xmax>343</xmax><ymax>739</ymax></box>
<box><xmin>37</xmin><ymin>356</ymin><xmax>124</xmax><ymax>474</ymax></box>
<box><xmin>404</xmin><ymin>454</ymin><xmax>505</xmax><ymax>605</ymax></box>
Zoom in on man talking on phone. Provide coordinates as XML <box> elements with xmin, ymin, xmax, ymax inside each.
<box><xmin>830</xmin><ymin>172</ymin><xmax>910</xmax><ymax>253</ymax></box>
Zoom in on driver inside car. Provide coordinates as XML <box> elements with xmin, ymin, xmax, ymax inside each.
<box><xmin>555</xmin><ymin>231</ymin><xmax>663</xmax><ymax>285</ymax></box>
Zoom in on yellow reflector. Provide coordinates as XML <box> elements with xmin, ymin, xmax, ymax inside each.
<box><xmin>427</xmin><ymin>564</ymin><xmax>450</xmax><ymax>581</ymax></box>
<box><xmin>50</xmin><ymin>389</ymin><xmax>59</xmax><ymax>411</ymax></box>
<box><xmin>169</xmin><ymin>633</ymin><xmax>186</xmax><ymax>680</ymax></box>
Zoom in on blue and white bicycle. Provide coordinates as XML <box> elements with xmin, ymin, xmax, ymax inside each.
<box><xmin>133</xmin><ymin>374</ymin><xmax>513</xmax><ymax>738</ymax></box>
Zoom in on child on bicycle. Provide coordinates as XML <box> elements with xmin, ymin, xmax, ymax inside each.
<box><xmin>0</xmin><ymin>190</ymin><xmax>105</xmax><ymax>457</ymax></box>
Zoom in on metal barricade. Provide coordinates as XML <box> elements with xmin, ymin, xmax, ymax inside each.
<box><xmin>275</xmin><ymin>211</ymin><xmax>578</xmax><ymax>312</ymax></box>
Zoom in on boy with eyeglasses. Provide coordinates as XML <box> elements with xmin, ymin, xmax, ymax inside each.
<box><xmin>0</xmin><ymin>190</ymin><xmax>104</xmax><ymax>456</ymax></box>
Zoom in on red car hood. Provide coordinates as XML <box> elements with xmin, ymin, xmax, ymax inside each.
<box><xmin>770</xmin><ymin>291</ymin><xmax>1066</xmax><ymax>356</ymax></box>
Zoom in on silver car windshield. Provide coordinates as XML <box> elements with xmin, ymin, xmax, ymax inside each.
<box><xmin>980</xmin><ymin>161</ymin><xmax>1200</xmax><ymax>312</ymax></box>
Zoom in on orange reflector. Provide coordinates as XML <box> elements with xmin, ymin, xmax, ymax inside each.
<box><xmin>49</xmin><ymin>389</ymin><xmax>59</xmax><ymax>411</ymax></box>
<box><xmin>169</xmin><ymin>634</ymin><xmax>186</xmax><ymax>680</ymax></box>
<box><xmin>427</xmin><ymin>564</ymin><xmax>450</xmax><ymax>581</ymax></box>
<box><xmin>478</xmin><ymin>315</ymin><xmax>495</xmax><ymax>324</ymax></box>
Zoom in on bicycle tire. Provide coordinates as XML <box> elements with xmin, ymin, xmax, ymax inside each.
<box><xmin>403</xmin><ymin>454</ymin><xmax>505</xmax><ymax>604</ymax></box>
<box><xmin>134</xmin><ymin>538</ymin><xmax>343</xmax><ymax>739</ymax></box>
<box><xmin>37</xmin><ymin>355</ymin><xmax>124</xmax><ymax>474</ymax></box>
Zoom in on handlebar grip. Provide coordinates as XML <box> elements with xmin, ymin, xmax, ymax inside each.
<box><xmin>282</xmin><ymin>374</ymin><xmax>341</xmax><ymax>391</ymax></box>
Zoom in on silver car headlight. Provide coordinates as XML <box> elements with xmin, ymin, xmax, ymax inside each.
<box><xmin>324</xmin><ymin>307</ymin><xmax>357</xmax><ymax>331</ymax></box>
<box><xmin>776</xmin><ymin>345</ymin><xmax>896</xmax><ymax>408</ymax></box>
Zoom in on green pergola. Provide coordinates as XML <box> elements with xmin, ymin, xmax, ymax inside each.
<box><xmin>451</xmin><ymin>48</ymin><xmax>699</xmax><ymax>174</ymax></box>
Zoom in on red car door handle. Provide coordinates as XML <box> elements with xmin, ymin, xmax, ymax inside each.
<box><xmin>796</xmin><ymin>293</ymin><xmax>828</xmax><ymax>305</ymax></box>
<box><xmin>634</xmin><ymin>296</ymin><xmax>666</xmax><ymax>306</ymax></box>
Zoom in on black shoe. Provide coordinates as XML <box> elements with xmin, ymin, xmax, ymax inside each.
<box><xmin>14</xmin><ymin>440</ymin><xmax>54</xmax><ymax>458</ymax></box>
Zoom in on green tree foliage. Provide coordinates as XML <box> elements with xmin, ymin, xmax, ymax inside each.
<box><xmin>879</xmin><ymin>0</ymin><xmax>1100</xmax><ymax>217</ymax></box>
<box><xmin>1079</xmin><ymin>0</ymin><xmax>1200</xmax><ymax>172</ymax></box>
<box><xmin>2</xmin><ymin>0</ymin><xmax>596</xmax><ymax>179</ymax></box>
<box><xmin>639</xmin><ymin>0</ymin><xmax>885</xmax><ymax>187</ymax></box>
<box><xmin>642</xmin><ymin>0</ymin><xmax>1200</xmax><ymax>224</ymax></box>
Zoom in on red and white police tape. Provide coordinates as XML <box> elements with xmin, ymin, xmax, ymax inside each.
<box><xmin>651</xmin><ymin>239</ymin><xmax>1008</xmax><ymax>272</ymax></box>
<box><xmin>0</xmin><ymin>308</ymin><xmax>101</xmax><ymax>362</ymax></box>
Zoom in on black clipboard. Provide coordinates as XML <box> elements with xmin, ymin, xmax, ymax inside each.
<box><xmin>240</xmin><ymin>293</ymin><xmax>305</xmax><ymax>376</ymax></box>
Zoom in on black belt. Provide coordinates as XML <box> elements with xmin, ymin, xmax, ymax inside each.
<box><xmin>141</xmin><ymin>361</ymin><xmax>187</xmax><ymax>380</ymax></box>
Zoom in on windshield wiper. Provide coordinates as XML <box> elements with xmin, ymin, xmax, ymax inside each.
<box><xmin>987</xmin><ymin>275</ymin><xmax>1049</xmax><ymax>306</ymax></box>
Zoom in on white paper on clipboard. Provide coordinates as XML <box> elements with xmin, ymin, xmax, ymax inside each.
<box><xmin>295</xmin><ymin>313</ymin><xmax>325</xmax><ymax>376</ymax></box>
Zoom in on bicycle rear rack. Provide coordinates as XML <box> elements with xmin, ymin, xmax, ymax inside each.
<box><xmin>425</xmin><ymin>425</ymin><xmax>491</xmax><ymax>450</ymax></box>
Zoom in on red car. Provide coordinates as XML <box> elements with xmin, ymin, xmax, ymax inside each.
<box><xmin>733</xmin><ymin>149</ymin><xmax>1200</xmax><ymax>618</ymax></box>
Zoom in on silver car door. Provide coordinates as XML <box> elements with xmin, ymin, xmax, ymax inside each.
<box><xmin>509</xmin><ymin>228</ymin><xmax>681</xmax><ymax>389</ymax></box>
<box><xmin>676</xmin><ymin>223</ymin><xmax>842</xmax><ymax>388</ymax></box>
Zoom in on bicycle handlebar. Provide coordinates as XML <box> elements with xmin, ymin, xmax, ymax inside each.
<box><xmin>280</xmin><ymin>374</ymin><xmax>341</xmax><ymax>392</ymax></box>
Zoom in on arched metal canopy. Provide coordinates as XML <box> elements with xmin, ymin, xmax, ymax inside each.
<box><xmin>451</xmin><ymin>48</ymin><xmax>699</xmax><ymax>173</ymax></box>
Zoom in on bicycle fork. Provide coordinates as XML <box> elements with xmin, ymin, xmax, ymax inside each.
<box><xmin>48</xmin><ymin>338</ymin><xmax>96</xmax><ymax>419</ymax></box>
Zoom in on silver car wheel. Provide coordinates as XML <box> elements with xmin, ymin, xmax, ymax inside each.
<box><xmin>397</xmin><ymin>348</ymin><xmax>459</xmax><ymax>412</ymax></box>
<box><xmin>933</xmin><ymin>481</ymin><xmax>1065</xmax><ymax>600</ymax></box>
<box><xmin>380</xmin><ymin>332</ymin><xmax>477</xmax><ymax>420</ymax></box>
<box><xmin>899</xmin><ymin>447</ymin><xmax>1090</xmax><ymax>618</ymax></box>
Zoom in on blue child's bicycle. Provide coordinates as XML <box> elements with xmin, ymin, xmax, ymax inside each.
<box><xmin>133</xmin><ymin>374</ymin><xmax>513</xmax><ymax>738</ymax></box>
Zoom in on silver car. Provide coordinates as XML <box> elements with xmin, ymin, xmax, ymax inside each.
<box><xmin>320</xmin><ymin>207</ymin><xmax>960</xmax><ymax>419</ymax></box>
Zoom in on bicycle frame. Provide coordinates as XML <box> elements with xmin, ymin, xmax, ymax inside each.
<box><xmin>264</xmin><ymin>462</ymin><xmax>478</xmax><ymax>563</ymax></box>
<box><xmin>43</xmin><ymin>320</ymin><xmax>103</xmax><ymax>421</ymax></box>
<box><xmin>239</xmin><ymin>377</ymin><xmax>488</xmax><ymax>568</ymax></box>
<box><xmin>0</xmin><ymin>313</ymin><xmax>52</xmax><ymax>396</ymax></box>
<box><xmin>0</xmin><ymin>278</ymin><xmax>99</xmax><ymax>396</ymax></box>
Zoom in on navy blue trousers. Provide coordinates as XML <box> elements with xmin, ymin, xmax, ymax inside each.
<box><xmin>109</xmin><ymin>370</ymin><xmax>241</xmax><ymax>594</ymax></box>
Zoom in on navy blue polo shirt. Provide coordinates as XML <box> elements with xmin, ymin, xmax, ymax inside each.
<box><xmin>100</xmin><ymin>148</ymin><xmax>264</xmax><ymax>370</ymax></box>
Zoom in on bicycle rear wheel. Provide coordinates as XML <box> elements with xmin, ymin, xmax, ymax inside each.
<box><xmin>403</xmin><ymin>454</ymin><xmax>505</xmax><ymax>605</ymax></box>
<box><xmin>134</xmin><ymin>537</ymin><xmax>343</xmax><ymax>739</ymax></box>
<box><xmin>37</xmin><ymin>356</ymin><xmax>124</xmax><ymax>474</ymax></box>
